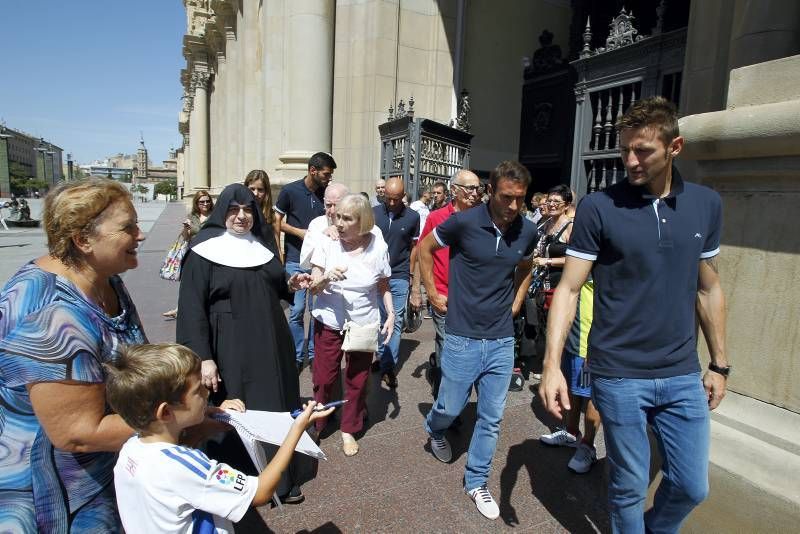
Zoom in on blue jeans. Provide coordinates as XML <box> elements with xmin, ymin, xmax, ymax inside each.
<box><xmin>432</xmin><ymin>310</ymin><xmax>446</xmax><ymax>366</ymax></box>
<box><xmin>285</xmin><ymin>261</ymin><xmax>314</xmax><ymax>363</ymax></box>
<box><xmin>425</xmin><ymin>334</ymin><xmax>514</xmax><ymax>491</ymax></box>
<box><xmin>591</xmin><ymin>372</ymin><xmax>710</xmax><ymax>534</ymax></box>
<box><xmin>378</xmin><ymin>278</ymin><xmax>409</xmax><ymax>372</ymax></box>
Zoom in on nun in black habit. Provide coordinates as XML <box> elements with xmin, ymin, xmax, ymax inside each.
<box><xmin>177</xmin><ymin>183</ymin><xmax>313</xmax><ymax>503</ymax></box>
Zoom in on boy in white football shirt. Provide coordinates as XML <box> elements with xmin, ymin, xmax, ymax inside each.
<box><xmin>105</xmin><ymin>343</ymin><xmax>332</xmax><ymax>534</ymax></box>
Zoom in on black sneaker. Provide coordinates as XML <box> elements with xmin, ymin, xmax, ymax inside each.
<box><xmin>280</xmin><ymin>486</ymin><xmax>305</xmax><ymax>504</ymax></box>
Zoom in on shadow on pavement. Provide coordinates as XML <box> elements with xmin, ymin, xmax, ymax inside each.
<box><xmin>500</xmin><ymin>382</ymin><xmax>610</xmax><ymax>532</ymax></box>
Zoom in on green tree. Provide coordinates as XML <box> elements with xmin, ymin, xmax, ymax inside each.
<box><xmin>154</xmin><ymin>179</ymin><xmax>177</xmax><ymax>199</ymax></box>
<box><xmin>9</xmin><ymin>162</ymin><xmax>34</xmax><ymax>196</ymax></box>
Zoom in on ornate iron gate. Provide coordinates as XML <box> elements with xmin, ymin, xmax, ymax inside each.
<box><xmin>378</xmin><ymin>97</ymin><xmax>473</xmax><ymax>201</ymax></box>
<box><xmin>569</xmin><ymin>8</ymin><xmax>687</xmax><ymax>197</ymax></box>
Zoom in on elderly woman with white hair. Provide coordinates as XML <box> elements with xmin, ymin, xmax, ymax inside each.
<box><xmin>309</xmin><ymin>194</ymin><xmax>394</xmax><ymax>456</ymax></box>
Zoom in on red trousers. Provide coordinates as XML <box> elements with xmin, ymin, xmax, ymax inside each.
<box><xmin>312</xmin><ymin>319</ymin><xmax>371</xmax><ymax>434</ymax></box>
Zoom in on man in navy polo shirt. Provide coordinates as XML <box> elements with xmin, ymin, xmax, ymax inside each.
<box><xmin>275</xmin><ymin>152</ymin><xmax>336</xmax><ymax>371</ymax></box>
<box><xmin>540</xmin><ymin>97</ymin><xmax>729</xmax><ymax>534</ymax></box>
<box><xmin>373</xmin><ymin>177</ymin><xmax>419</xmax><ymax>388</ymax></box>
<box><xmin>419</xmin><ymin>161</ymin><xmax>537</xmax><ymax>520</ymax></box>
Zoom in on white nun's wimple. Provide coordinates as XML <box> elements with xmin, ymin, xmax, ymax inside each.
<box><xmin>191</xmin><ymin>231</ymin><xmax>274</xmax><ymax>268</ymax></box>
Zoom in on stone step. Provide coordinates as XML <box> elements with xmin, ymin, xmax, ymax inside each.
<box><xmin>709</xmin><ymin>391</ymin><xmax>800</xmax><ymax>506</ymax></box>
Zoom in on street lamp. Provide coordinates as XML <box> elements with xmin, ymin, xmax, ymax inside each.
<box><xmin>67</xmin><ymin>153</ymin><xmax>74</xmax><ymax>181</ymax></box>
<box><xmin>35</xmin><ymin>141</ymin><xmax>47</xmax><ymax>198</ymax></box>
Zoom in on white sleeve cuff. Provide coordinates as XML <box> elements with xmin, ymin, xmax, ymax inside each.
<box><xmin>432</xmin><ymin>228</ymin><xmax>446</xmax><ymax>247</ymax></box>
<box><xmin>700</xmin><ymin>247</ymin><xmax>720</xmax><ymax>259</ymax></box>
<box><xmin>566</xmin><ymin>248</ymin><xmax>597</xmax><ymax>261</ymax></box>
<box><xmin>273</xmin><ymin>206</ymin><xmax>286</xmax><ymax>215</ymax></box>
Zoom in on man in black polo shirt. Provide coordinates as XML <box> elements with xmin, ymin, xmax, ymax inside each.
<box><xmin>419</xmin><ymin>161</ymin><xmax>537</xmax><ymax>520</ymax></box>
<box><xmin>275</xmin><ymin>152</ymin><xmax>336</xmax><ymax>370</ymax></box>
<box><xmin>373</xmin><ymin>177</ymin><xmax>419</xmax><ymax>388</ymax></box>
<box><xmin>540</xmin><ymin>97</ymin><xmax>729</xmax><ymax>533</ymax></box>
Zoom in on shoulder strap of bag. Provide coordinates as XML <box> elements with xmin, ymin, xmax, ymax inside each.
<box><xmin>553</xmin><ymin>219</ymin><xmax>573</xmax><ymax>241</ymax></box>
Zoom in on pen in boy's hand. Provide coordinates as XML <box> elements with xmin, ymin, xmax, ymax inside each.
<box><xmin>290</xmin><ymin>400</ymin><xmax>348</xmax><ymax>418</ymax></box>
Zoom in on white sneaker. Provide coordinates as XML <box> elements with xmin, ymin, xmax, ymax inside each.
<box><xmin>539</xmin><ymin>428</ymin><xmax>579</xmax><ymax>447</ymax></box>
<box><xmin>467</xmin><ymin>485</ymin><xmax>500</xmax><ymax>520</ymax></box>
<box><xmin>568</xmin><ymin>443</ymin><xmax>597</xmax><ymax>474</ymax></box>
<box><xmin>429</xmin><ymin>435</ymin><xmax>452</xmax><ymax>463</ymax></box>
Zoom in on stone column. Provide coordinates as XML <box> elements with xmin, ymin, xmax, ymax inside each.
<box><xmin>191</xmin><ymin>71</ymin><xmax>211</xmax><ymax>190</ymax></box>
<box><xmin>680</xmin><ymin>54</ymin><xmax>800</xmax><ymax>412</ymax></box>
<box><xmin>728</xmin><ymin>0</ymin><xmax>800</xmax><ymax>71</ymax></box>
<box><xmin>681</xmin><ymin>0</ymin><xmax>800</xmax><ymax>116</ymax></box>
<box><xmin>176</xmin><ymin>147</ymin><xmax>186</xmax><ymax>198</ymax></box>
<box><xmin>224</xmin><ymin>23</ymin><xmax>239</xmax><ymax>186</ymax></box>
<box><xmin>276</xmin><ymin>0</ymin><xmax>335</xmax><ymax>183</ymax></box>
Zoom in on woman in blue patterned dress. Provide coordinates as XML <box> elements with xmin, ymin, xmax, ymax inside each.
<box><xmin>0</xmin><ymin>179</ymin><xmax>148</xmax><ymax>532</ymax></box>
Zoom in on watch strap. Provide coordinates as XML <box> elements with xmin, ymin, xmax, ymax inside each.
<box><xmin>708</xmin><ymin>362</ymin><xmax>731</xmax><ymax>377</ymax></box>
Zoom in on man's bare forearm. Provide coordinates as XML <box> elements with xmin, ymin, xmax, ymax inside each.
<box><xmin>410</xmin><ymin>246</ymin><xmax>421</xmax><ymax>294</ymax></box>
<box><xmin>280</xmin><ymin>221</ymin><xmax>305</xmax><ymax>239</ymax></box>
<box><xmin>697</xmin><ymin>258</ymin><xmax>728</xmax><ymax>366</ymax></box>
<box><xmin>512</xmin><ymin>259</ymin><xmax>533</xmax><ymax>315</ymax></box>
<box><xmin>419</xmin><ymin>238</ymin><xmax>438</xmax><ymax>299</ymax></box>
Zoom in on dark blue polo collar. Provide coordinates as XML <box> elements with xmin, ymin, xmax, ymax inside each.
<box><xmin>636</xmin><ymin>166</ymin><xmax>685</xmax><ymax>200</ymax></box>
<box><xmin>476</xmin><ymin>201</ymin><xmax>524</xmax><ymax>235</ymax></box>
<box><xmin>380</xmin><ymin>202</ymin><xmax>407</xmax><ymax>218</ymax></box>
<box><xmin>300</xmin><ymin>178</ymin><xmax>321</xmax><ymax>197</ymax></box>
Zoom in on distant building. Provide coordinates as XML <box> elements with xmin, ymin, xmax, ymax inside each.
<box><xmin>0</xmin><ymin>123</ymin><xmax>63</xmax><ymax>197</ymax></box>
<box><xmin>77</xmin><ymin>140</ymin><xmax>176</xmax><ymax>186</ymax></box>
<box><xmin>134</xmin><ymin>135</ymin><xmax>148</xmax><ymax>182</ymax></box>
<box><xmin>80</xmin><ymin>156</ymin><xmax>134</xmax><ymax>181</ymax></box>
<box><xmin>132</xmin><ymin>138</ymin><xmax>176</xmax><ymax>183</ymax></box>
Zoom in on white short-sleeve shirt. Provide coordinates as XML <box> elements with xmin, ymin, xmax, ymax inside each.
<box><xmin>299</xmin><ymin>216</ymin><xmax>387</xmax><ymax>270</ymax></box>
<box><xmin>310</xmin><ymin>233</ymin><xmax>391</xmax><ymax>330</ymax></box>
<box><xmin>114</xmin><ymin>436</ymin><xmax>258</xmax><ymax>534</ymax></box>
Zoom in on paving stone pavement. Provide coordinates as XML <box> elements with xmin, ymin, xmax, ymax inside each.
<box><xmin>125</xmin><ymin>202</ymin><xmax>612</xmax><ymax>533</ymax></box>
<box><xmin>2</xmin><ymin>200</ymin><xmax>612</xmax><ymax>533</ymax></box>
<box><xmin>2</xmin><ymin>197</ymin><xmax>796</xmax><ymax>533</ymax></box>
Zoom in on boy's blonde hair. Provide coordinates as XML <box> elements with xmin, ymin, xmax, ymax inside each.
<box><xmin>105</xmin><ymin>343</ymin><xmax>201</xmax><ymax>432</ymax></box>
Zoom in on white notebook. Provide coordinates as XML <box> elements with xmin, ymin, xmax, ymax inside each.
<box><xmin>211</xmin><ymin>409</ymin><xmax>327</xmax><ymax>470</ymax></box>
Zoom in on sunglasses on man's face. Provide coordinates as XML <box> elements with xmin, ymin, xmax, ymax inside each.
<box><xmin>453</xmin><ymin>183</ymin><xmax>484</xmax><ymax>194</ymax></box>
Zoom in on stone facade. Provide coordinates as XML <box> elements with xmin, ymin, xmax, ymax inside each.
<box><xmin>176</xmin><ymin>0</ymin><xmax>572</xmax><ymax>196</ymax></box>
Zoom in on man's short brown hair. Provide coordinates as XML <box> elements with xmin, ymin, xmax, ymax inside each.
<box><xmin>616</xmin><ymin>96</ymin><xmax>679</xmax><ymax>145</ymax></box>
<box><xmin>489</xmin><ymin>161</ymin><xmax>531</xmax><ymax>190</ymax></box>
<box><xmin>105</xmin><ymin>343</ymin><xmax>201</xmax><ymax>433</ymax></box>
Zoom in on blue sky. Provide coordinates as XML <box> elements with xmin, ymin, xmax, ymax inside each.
<box><xmin>0</xmin><ymin>1</ymin><xmax>185</xmax><ymax>164</ymax></box>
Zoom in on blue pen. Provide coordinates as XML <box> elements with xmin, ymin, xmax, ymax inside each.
<box><xmin>290</xmin><ymin>400</ymin><xmax>348</xmax><ymax>418</ymax></box>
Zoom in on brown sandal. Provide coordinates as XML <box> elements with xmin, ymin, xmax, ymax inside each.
<box><xmin>342</xmin><ymin>433</ymin><xmax>359</xmax><ymax>457</ymax></box>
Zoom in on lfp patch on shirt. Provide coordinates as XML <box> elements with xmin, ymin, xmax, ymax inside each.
<box><xmin>215</xmin><ymin>468</ymin><xmax>247</xmax><ymax>492</ymax></box>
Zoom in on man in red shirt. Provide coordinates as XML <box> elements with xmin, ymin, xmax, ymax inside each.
<box><xmin>410</xmin><ymin>170</ymin><xmax>483</xmax><ymax>396</ymax></box>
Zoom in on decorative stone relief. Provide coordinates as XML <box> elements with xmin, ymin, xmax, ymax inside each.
<box><xmin>530</xmin><ymin>30</ymin><xmax>564</xmax><ymax>74</ymax></box>
<box><xmin>580</xmin><ymin>7</ymin><xmax>653</xmax><ymax>58</ymax></box>
<box><xmin>191</xmin><ymin>71</ymin><xmax>211</xmax><ymax>90</ymax></box>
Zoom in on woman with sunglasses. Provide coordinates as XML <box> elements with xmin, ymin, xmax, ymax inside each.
<box><xmin>162</xmin><ymin>190</ymin><xmax>213</xmax><ymax>318</ymax></box>
<box><xmin>531</xmin><ymin>185</ymin><xmax>574</xmax><ymax>340</ymax></box>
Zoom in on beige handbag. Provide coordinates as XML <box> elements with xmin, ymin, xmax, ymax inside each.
<box><xmin>341</xmin><ymin>320</ymin><xmax>380</xmax><ymax>353</ymax></box>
